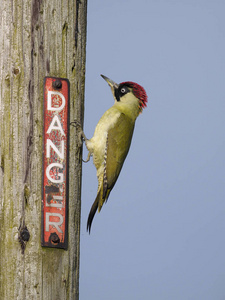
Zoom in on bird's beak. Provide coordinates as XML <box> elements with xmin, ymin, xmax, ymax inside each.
<box><xmin>101</xmin><ymin>74</ymin><xmax>119</xmax><ymax>89</ymax></box>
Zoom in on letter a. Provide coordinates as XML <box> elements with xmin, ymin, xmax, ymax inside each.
<box><xmin>47</xmin><ymin>115</ymin><xmax>65</xmax><ymax>136</ymax></box>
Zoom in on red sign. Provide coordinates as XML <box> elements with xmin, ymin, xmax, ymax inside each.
<box><xmin>42</xmin><ymin>77</ymin><xmax>69</xmax><ymax>249</ymax></box>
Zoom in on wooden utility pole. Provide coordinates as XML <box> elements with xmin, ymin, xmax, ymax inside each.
<box><xmin>0</xmin><ymin>0</ymin><xmax>87</xmax><ymax>299</ymax></box>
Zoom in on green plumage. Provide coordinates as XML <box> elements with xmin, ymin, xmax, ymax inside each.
<box><xmin>103</xmin><ymin>113</ymin><xmax>134</xmax><ymax>203</ymax></box>
<box><xmin>83</xmin><ymin>75</ymin><xmax>147</xmax><ymax>233</ymax></box>
<box><xmin>86</xmin><ymin>111</ymin><xmax>135</xmax><ymax>232</ymax></box>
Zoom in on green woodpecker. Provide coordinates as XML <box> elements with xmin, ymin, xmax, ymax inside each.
<box><xmin>77</xmin><ymin>75</ymin><xmax>147</xmax><ymax>232</ymax></box>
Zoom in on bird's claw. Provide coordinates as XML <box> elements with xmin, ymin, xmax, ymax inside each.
<box><xmin>82</xmin><ymin>152</ymin><xmax>91</xmax><ymax>163</ymax></box>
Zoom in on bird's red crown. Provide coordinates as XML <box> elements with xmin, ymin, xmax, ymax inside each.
<box><xmin>121</xmin><ymin>81</ymin><xmax>148</xmax><ymax>111</ymax></box>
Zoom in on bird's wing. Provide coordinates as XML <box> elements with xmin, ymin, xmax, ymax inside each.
<box><xmin>103</xmin><ymin>113</ymin><xmax>135</xmax><ymax>199</ymax></box>
<box><xmin>88</xmin><ymin>113</ymin><xmax>135</xmax><ymax>232</ymax></box>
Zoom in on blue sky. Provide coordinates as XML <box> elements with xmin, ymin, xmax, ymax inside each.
<box><xmin>80</xmin><ymin>1</ymin><xmax>225</xmax><ymax>299</ymax></box>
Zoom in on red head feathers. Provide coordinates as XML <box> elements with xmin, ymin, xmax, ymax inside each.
<box><xmin>120</xmin><ymin>81</ymin><xmax>148</xmax><ymax>111</ymax></box>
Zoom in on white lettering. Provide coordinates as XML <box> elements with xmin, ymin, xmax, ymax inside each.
<box><xmin>47</xmin><ymin>91</ymin><xmax>65</xmax><ymax>111</ymax></box>
<box><xmin>45</xmin><ymin>212</ymin><xmax>63</xmax><ymax>233</ymax></box>
<box><xmin>46</xmin><ymin>139</ymin><xmax>64</xmax><ymax>159</ymax></box>
<box><xmin>47</xmin><ymin>115</ymin><xmax>65</xmax><ymax>136</ymax></box>
<box><xmin>46</xmin><ymin>195</ymin><xmax>63</xmax><ymax>208</ymax></box>
<box><xmin>46</xmin><ymin>163</ymin><xmax>64</xmax><ymax>183</ymax></box>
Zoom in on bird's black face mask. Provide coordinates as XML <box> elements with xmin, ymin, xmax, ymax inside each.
<box><xmin>114</xmin><ymin>84</ymin><xmax>130</xmax><ymax>102</ymax></box>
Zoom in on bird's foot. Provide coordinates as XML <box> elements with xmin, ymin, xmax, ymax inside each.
<box><xmin>82</xmin><ymin>152</ymin><xmax>91</xmax><ymax>163</ymax></box>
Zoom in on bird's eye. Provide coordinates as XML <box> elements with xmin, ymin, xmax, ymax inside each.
<box><xmin>121</xmin><ymin>87</ymin><xmax>126</xmax><ymax>93</ymax></box>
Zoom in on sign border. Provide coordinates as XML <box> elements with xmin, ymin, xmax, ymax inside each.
<box><xmin>41</xmin><ymin>76</ymin><xmax>70</xmax><ymax>249</ymax></box>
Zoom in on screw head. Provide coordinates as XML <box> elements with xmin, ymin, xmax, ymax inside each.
<box><xmin>50</xmin><ymin>232</ymin><xmax>60</xmax><ymax>244</ymax></box>
<box><xmin>52</xmin><ymin>79</ymin><xmax>62</xmax><ymax>90</ymax></box>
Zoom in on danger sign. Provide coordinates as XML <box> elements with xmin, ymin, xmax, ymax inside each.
<box><xmin>42</xmin><ymin>77</ymin><xmax>69</xmax><ymax>249</ymax></box>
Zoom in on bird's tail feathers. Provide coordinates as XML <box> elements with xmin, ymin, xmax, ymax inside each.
<box><xmin>87</xmin><ymin>185</ymin><xmax>111</xmax><ymax>233</ymax></box>
<box><xmin>98</xmin><ymin>186</ymin><xmax>111</xmax><ymax>211</ymax></box>
<box><xmin>87</xmin><ymin>187</ymin><xmax>102</xmax><ymax>233</ymax></box>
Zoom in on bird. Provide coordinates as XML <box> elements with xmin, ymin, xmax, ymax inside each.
<box><xmin>74</xmin><ymin>74</ymin><xmax>147</xmax><ymax>233</ymax></box>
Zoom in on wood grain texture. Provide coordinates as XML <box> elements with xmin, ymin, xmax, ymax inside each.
<box><xmin>0</xmin><ymin>0</ymin><xmax>87</xmax><ymax>299</ymax></box>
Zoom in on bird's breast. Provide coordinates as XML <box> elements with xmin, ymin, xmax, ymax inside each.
<box><xmin>86</xmin><ymin>109</ymin><xmax>121</xmax><ymax>170</ymax></box>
